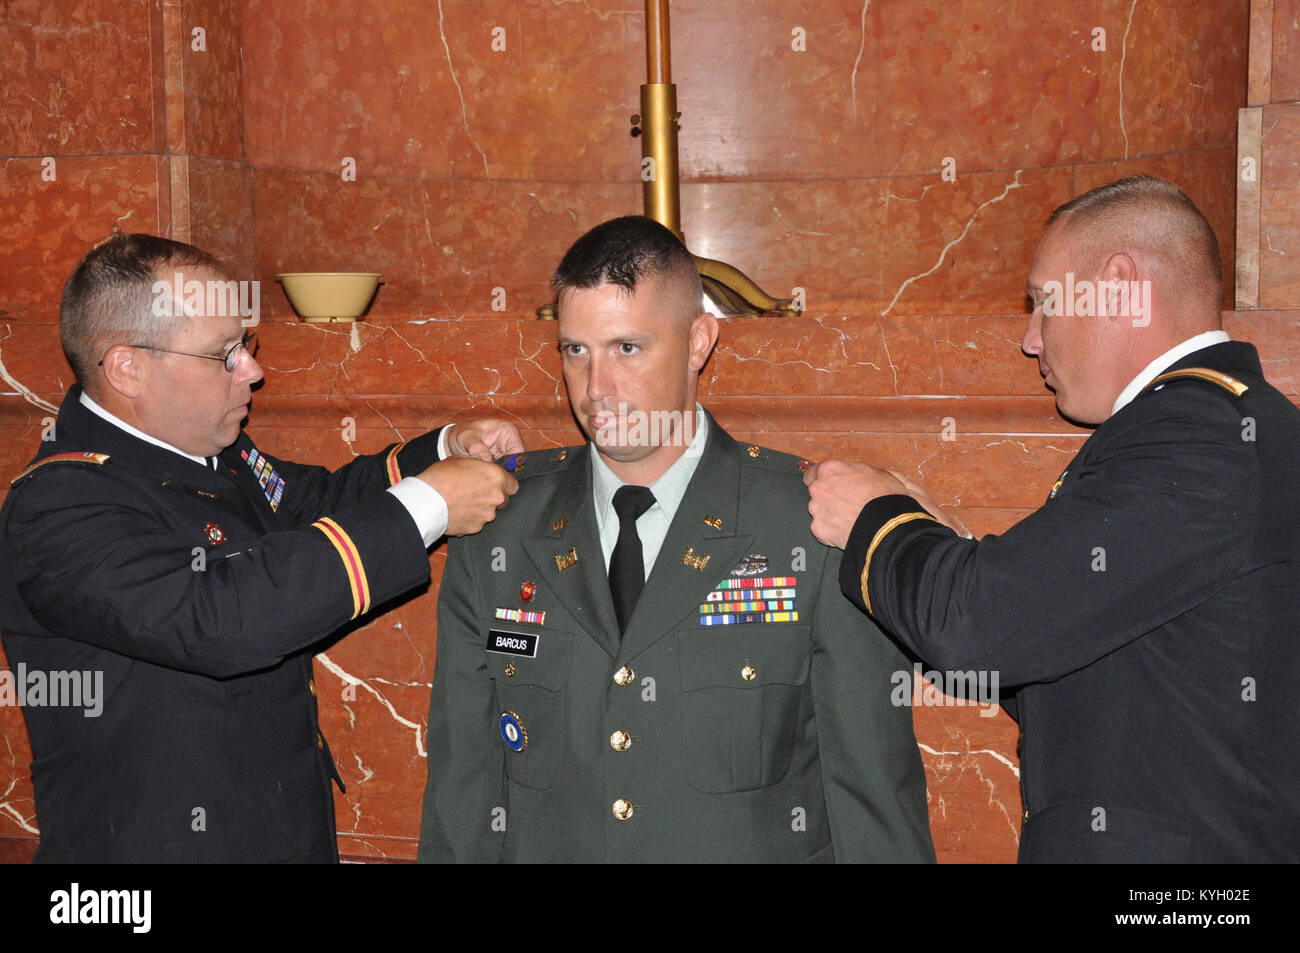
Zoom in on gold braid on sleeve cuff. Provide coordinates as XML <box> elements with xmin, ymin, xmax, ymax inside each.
<box><xmin>860</xmin><ymin>511</ymin><xmax>937</xmax><ymax>614</ymax></box>
<box><xmin>313</xmin><ymin>517</ymin><xmax>372</xmax><ymax>619</ymax></box>
<box><xmin>385</xmin><ymin>442</ymin><xmax>407</xmax><ymax>486</ymax></box>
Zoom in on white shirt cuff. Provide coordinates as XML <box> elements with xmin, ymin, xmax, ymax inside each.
<box><xmin>437</xmin><ymin>425</ymin><xmax>453</xmax><ymax>461</ymax></box>
<box><xmin>386</xmin><ymin>476</ymin><xmax>449</xmax><ymax>547</ymax></box>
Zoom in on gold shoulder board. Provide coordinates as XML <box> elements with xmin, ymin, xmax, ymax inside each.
<box><xmin>1146</xmin><ymin>367</ymin><xmax>1248</xmax><ymax>397</ymax></box>
<box><xmin>11</xmin><ymin>451</ymin><xmax>111</xmax><ymax>486</ymax></box>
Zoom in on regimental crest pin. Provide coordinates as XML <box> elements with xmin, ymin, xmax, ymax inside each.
<box><xmin>204</xmin><ymin>522</ymin><xmax>226</xmax><ymax>545</ymax></box>
<box><xmin>554</xmin><ymin>547</ymin><xmax>579</xmax><ymax>572</ymax></box>
<box><xmin>519</xmin><ymin>580</ymin><xmax>536</xmax><ymax>603</ymax></box>
<box><xmin>731</xmin><ymin>552</ymin><xmax>769</xmax><ymax>576</ymax></box>
<box><xmin>681</xmin><ymin>546</ymin><xmax>711</xmax><ymax>571</ymax></box>
<box><xmin>499</xmin><ymin>710</ymin><xmax>528</xmax><ymax>752</ymax></box>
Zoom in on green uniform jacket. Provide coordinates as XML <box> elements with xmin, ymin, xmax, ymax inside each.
<box><xmin>419</xmin><ymin>413</ymin><xmax>934</xmax><ymax>863</ymax></box>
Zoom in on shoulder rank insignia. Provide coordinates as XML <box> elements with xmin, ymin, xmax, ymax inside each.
<box><xmin>11</xmin><ymin>451</ymin><xmax>110</xmax><ymax>486</ymax></box>
<box><xmin>1146</xmin><ymin>367</ymin><xmax>1248</xmax><ymax>397</ymax></box>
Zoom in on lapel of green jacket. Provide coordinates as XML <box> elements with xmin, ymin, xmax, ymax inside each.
<box><xmin>616</xmin><ymin>415</ymin><xmax>755</xmax><ymax>665</ymax></box>
<box><xmin>520</xmin><ymin>444</ymin><xmax>621</xmax><ymax>659</ymax></box>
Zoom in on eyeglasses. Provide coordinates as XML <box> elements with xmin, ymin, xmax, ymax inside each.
<box><xmin>99</xmin><ymin>332</ymin><xmax>259</xmax><ymax>372</ymax></box>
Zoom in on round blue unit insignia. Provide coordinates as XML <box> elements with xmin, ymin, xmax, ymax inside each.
<box><xmin>499</xmin><ymin>710</ymin><xmax>528</xmax><ymax>752</ymax></box>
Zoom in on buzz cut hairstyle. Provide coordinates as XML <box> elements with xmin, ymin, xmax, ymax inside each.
<box><xmin>551</xmin><ymin>215</ymin><xmax>704</xmax><ymax>317</ymax></box>
<box><xmin>1046</xmin><ymin>174</ymin><xmax>1224</xmax><ymax>309</ymax></box>
<box><xmin>59</xmin><ymin>233</ymin><xmax>226</xmax><ymax>389</ymax></box>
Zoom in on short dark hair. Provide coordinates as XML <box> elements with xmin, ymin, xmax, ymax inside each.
<box><xmin>60</xmin><ymin>233</ymin><xmax>226</xmax><ymax>388</ymax></box>
<box><xmin>551</xmin><ymin>215</ymin><xmax>702</xmax><ymax>303</ymax></box>
<box><xmin>1047</xmin><ymin>175</ymin><xmax>1223</xmax><ymax>309</ymax></box>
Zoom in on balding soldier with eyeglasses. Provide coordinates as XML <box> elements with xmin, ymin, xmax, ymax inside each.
<box><xmin>0</xmin><ymin>234</ymin><xmax>521</xmax><ymax>862</ymax></box>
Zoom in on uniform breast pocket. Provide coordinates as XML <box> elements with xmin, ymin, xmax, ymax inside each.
<box><xmin>676</xmin><ymin>624</ymin><xmax>812</xmax><ymax>794</ymax></box>
<box><xmin>485</xmin><ymin>625</ymin><xmax>572</xmax><ymax>791</ymax></box>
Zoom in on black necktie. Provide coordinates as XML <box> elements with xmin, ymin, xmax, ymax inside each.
<box><xmin>609</xmin><ymin>485</ymin><xmax>656</xmax><ymax>634</ymax></box>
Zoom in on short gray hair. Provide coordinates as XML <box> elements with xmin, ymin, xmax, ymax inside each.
<box><xmin>59</xmin><ymin>233</ymin><xmax>226</xmax><ymax>388</ymax></box>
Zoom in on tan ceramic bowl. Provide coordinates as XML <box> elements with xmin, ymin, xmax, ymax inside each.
<box><xmin>277</xmin><ymin>272</ymin><xmax>382</xmax><ymax>322</ymax></box>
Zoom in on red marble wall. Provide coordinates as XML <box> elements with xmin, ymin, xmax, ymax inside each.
<box><xmin>1239</xmin><ymin>0</ymin><xmax>1300</xmax><ymax>308</ymax></box>
<box><xmin>2</xmin><ymin>0</ymin><xmax>1286</xmax><ymax>865</ymax></box>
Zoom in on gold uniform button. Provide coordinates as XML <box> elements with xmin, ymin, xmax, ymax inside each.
<box><xmin>612</xmin><ymin>798</ymin><xmax>634</xmax><ymax>821</ymax></box>
<box><xmin>747</xmin><ymin>445</ymin><xmax>761</xmax><ymax>458</ymax></box>
<box><xmin>556</xmin><ymin>449</ymin><xmax>567</xmax><ymax>461</ymax></box>
<box><xmin>317</xmin><ymin>732</ymin><xmax>324</xmax><ymax>750</ymax></box>
<box><xmin>613</xmin><ymin>666</ymin><xmax>635</xmax><ymax>686</ymax></box>
<box><xmin>610</xmin><ymin>730</ymin><xmax>631</xmax><ymax>751</ymax></box>
<box><xmin>741</xmin><ymin>664</ymin><xmax>757</xmax><ymax>681</ymax></box>
<box><xmin>308</xmin><ymin>678</ymin><xmax>317</xmax><ymax>697</ymax></box>
<box><xmin>1022</xmin><ymin>809</ymin><xmax>1030</xmax><ymax>823</ymax></box>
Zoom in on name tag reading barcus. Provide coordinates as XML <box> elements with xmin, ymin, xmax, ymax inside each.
<box><xmin>486</xmin><ymin>629</ymin><xmax>539</xmax><ymax>658</ymax></box>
